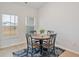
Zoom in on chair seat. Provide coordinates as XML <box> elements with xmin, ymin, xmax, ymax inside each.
<box><xmin>43</xmin><ymin>44</ymin><xmax>54</xmax><ymax>48</ymax></box>
<box><xmin>35</xmin><ymin>40</ymin><xmax>39</xmax><ymax>42</ymax></box>
<box><xmin>33</xmin><ymin>44</ymin><xmax>40</xmax><ymax>48</ymax></box>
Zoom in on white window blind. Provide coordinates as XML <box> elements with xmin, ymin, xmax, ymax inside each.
<box><xmin>25</xmin><ymin>16</ymin><xmax>35</xmax><ymax>33</ymax></box>
<box><xmin>2</xmin><ymin>14</ymin><xmax>18</xmax><ymax>36</ymax></box>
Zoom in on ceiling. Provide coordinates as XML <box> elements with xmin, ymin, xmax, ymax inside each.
<box><xmin>0</xmin><ymin>2</ymin><xmax>47</xmax><ymax>9</ymax></box>
<box><xmin>24</xmin><ymin>2</ymin><xmax>47</xmax><ymax>9</ymax></box>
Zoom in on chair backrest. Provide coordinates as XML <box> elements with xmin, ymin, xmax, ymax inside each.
<box><xmin>50</xmin><ymin>34</ymin><xmax>57</xmax><ymax>47</ymax></box>
<box><xmin>25</xmin><ymin>33</ymin><xmax>32</xmax><ymax>48</ymax></box>
<box><xmin>25</xmin><ymin>33</ymin><xmax>29</xmax><ymax>49</ymax></box>
<box><xmin>47</xmin><ymin>30</ymin><xmax>54</xmax><ymax>36</ymax></box>
<box><xmin>30</xmin><ymin>30</ymin><xmax>37</xmax><ymax>36</ymax></box>
<box><xmin>26</xmin><ymin>34</ymin><xmax>36</xmax><ymax>50</ymax></box>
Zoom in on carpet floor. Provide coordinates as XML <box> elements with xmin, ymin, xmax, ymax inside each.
<box><xmin>13</xmin><ymin>47</ymin><xmax>65</xmax><ymax>57</ymax></box>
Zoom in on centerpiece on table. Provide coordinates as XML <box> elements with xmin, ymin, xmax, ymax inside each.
<box><xmin>40</xmin><ymin>29</ymin><xmax>45</xmax><ymax>37</ymax></box>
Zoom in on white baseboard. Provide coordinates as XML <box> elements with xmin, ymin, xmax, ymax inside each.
<box><xmin>0</xmin><ymin>41</ymin><xmax>26</xmax><ymax>49</ymax></box>
<box><xmin>56</xmin><ymin>44</ymin><xmax>79</xmax><ymax>55</ymax></box>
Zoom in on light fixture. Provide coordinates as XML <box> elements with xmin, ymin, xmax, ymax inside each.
<box><xmin>24</xmin><ymin>2</ymin><xmax>28</xmax><ymax>4</ymax></box>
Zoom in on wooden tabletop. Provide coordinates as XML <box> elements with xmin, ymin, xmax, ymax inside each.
<box><xmin>32</xmin><ymin>35</ymin><xmax>50</xmax><ymax>40</ymax></box>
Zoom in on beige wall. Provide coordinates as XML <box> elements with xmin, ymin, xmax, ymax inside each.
<box><xmin>38</xmin><ymin>2</ymin><xmax>79</xmax><ymax>52</ymax></box>
<box><xmin>0</xmin><ymin>3</ymin><xmax>38</xmax><ymax>48</ymax></box>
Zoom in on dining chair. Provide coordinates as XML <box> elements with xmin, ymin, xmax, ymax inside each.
<box><xmin>25</xmin><ymin>33</ymin><xmax>31</xmax><ymax>56</ymax></box>
<box><xmin>30</xmin><ymin>30</ymin><xmax>40</xmax><ymax>44</ymax></box>
<box><xmin>27</xmin><ymin>33</ymin><xmax>40</xmax><ymax>56</ymax></box>
<box><xmin>42</xmin><ymin>34</ymin><xmax>57</xmax><ymax>56</ymax></box>
<box><xmin>43</xmin><ymin>30</ymin><xmax>55</xmax><ymax>45</ymax></box>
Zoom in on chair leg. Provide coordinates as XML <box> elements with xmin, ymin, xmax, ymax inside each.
<box><xmin>53</xmin><ymin>47</ymin><xmax>56</xmax><ymax>56</ymax></box>
<box><xmin>48</xmin><ymin>48</ymin><xmax>50</xmax><ymax>57</ymax></box>
<box><xmin>27</xmin><ymin>46</ymin><xmax>29</xmax><ymax>57</ymax></box>
<box><xmin>27</xmin><ymin>48</ymin><xmax>28</xmax><ymax>56</ymax></box>
<box><xmin>31</xmin><ymin>48</ymin><xmax>33</xmax><ymax>57</ymax></box>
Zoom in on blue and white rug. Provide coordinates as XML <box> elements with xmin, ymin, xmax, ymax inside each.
<box><xmin>13</xmin><ymin>47</ymin><xmax>65</xmax><ymax>57</ymax></box>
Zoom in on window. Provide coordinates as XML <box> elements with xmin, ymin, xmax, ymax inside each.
<box><xmin>25</xmin><ymin>16</ymin><xmax>35</xmax><ymax>33</ymax></box>
<box><xmin>2</xmin><ymin>14</ymin><xmax>18</xmax><ymax>36</ymax></box>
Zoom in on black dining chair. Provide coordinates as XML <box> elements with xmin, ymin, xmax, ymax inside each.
<box><xmin>25</xmin><ymin>33</ymin><xmax>31</xmax><ymax>56</ymax></box>
<box><xmin>50</xmin><ymin>34</ymin><xmax>57</xmax><ymax>56</ymax></box>
<box><xmin>28</xmin><ymin>35</ymin><xmax>40</xmax><ymax>56</ymax></box>
<box><xmin>42</xmin><ymin>30</ymin><xmax>55</xmax><ymax>46</ymax></box>
<box><xmin>30</xmin><ymin>30</ymin><xmax>40</xmax><ymax>44</ymax></box>
<box><xmin>25</xmin><ymin>33</ymin><xmax>39</xmax><ymax>56</ymax></box>
<box><xmin>42</xmin><ymin>34</ymin><xmax>57</xmax><ymax>56</ymax></box>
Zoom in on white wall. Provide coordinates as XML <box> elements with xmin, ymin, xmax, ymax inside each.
<box><xmin>0</xmin><ymin>3</ymin><xmax>38</xmax><ymax>48</ymax></box>
<box><xmin>38</xmin><ymin>2</ymin><xmax>79</xmax><ymax>52</ymax></box>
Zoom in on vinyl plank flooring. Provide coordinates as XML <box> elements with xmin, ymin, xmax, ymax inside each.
<box><xmin>60</xmin><ymin>51</ymin><xmax>79</xmax><ymax>57</ymax></box>
<box><xmin>0</xmin><ymin>43</ymin><xmax>26</xmax><ymax>57</ymax></box>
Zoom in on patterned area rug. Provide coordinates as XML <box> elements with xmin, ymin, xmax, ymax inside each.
<box><xmin>13</xmin><ymin>47</ymin><xmax>65</xmax><ymax>57</ymax></box>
